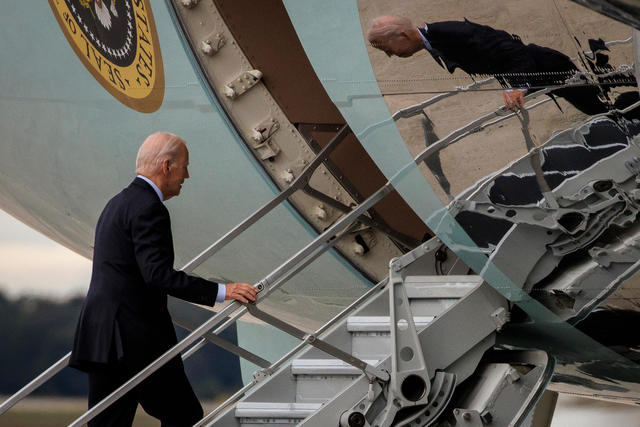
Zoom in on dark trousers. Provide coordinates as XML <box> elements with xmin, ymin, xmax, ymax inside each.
<box><xmin>88</xmin><ymin>356</ymin><xmax>203</xmax><ymax>427</ymax></box>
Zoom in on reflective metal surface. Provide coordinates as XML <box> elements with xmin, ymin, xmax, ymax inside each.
<box><xmin>284</xmin><ymin>0</ymin><xmax>640</xmax><ymax>402</ymax></box>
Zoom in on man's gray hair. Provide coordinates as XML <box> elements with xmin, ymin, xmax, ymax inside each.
<box><xmin>136</xmin><ymin>132</ymin><xmax>185</xmax><ymax>175</ymax></box>
<box><xmin>367</xmin><ymin>16</ymin><xmax>413</xmax><ymax>43</ymax></box>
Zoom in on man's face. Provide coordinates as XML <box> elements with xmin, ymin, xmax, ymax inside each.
<box><xmin>371</xmin><ymin>33</ymin><xmax>415</xmax><ymax>58</ymax></box>
<box><xmin>164</xmin><ymin>145</ymin><xmax>190</xmax><ymax>200</ymax></box>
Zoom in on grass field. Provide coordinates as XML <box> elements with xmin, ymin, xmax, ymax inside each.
<box><xmin>0</xmin><ymin>396</ymin><xmax>224</xmax><ymax>427</ymax></box>
<box><xmin>5</xmin><ymin>394</ymin><xmax>640</xmax><ymax>426</ymax></box>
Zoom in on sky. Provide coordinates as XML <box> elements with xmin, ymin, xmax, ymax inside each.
<box><xmin>0</xmin><ymin>209</ymin><xmax>91</xmax><ymax>300</ymax></box>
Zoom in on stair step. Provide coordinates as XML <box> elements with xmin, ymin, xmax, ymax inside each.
<box><xmin>235</xmin><ymin>402</ymin><xmax>322</xmax><ymax>418</ymax></box>
<box><xmin>293</xmin><ymin>359</ymin><xmax>366</xmax><ymax>403</ymax></box>
<box><xmin>347</xmin><ymin>316</ymin><xmax>434</xmax><ymax>332</ymax></box>
<box><xmin>291</xmin><ymin>359</ymin><xmax>379</xmax><ymax>375</ymax></box>
<box><xmin>405</xmin><ymin>275</ymin><xmax>482</xmax><ymax>285</ymax></box>
<box><xmin>405</xmin><ymin>275</ymin><xmax>480</xmax><ymax>299</ymax></box>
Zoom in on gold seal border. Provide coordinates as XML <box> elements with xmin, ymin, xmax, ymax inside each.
<box><xmin>48</xmin><ymin>0</ymin><xmax>165</xmax><ymax>113</ymax></box>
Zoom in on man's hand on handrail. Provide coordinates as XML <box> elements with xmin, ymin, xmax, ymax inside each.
<box><xmin>503</xmin><ymin>88</ymin><xmax>527</xmax><ymax>111</ymax></box>
<box><xmin>225</xmin><ymin>283</ymin><xmax>258</xmax><ymax>303</ymax></box>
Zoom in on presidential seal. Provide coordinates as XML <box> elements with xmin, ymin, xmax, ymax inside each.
<box><xmin>49</xmin><ymin>0</ymin><xmax>164</xmax><ymax>113</ymax></box>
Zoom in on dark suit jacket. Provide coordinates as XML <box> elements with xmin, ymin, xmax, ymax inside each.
<box><xmin>70</xmin><ymin>178</ymin><xmax>219</xmax><ymax>372</ymax></box>
<box><xmin>420</xmin><ymin>19</ymin><xmax>608</xmax><ymax>115</ymax></box>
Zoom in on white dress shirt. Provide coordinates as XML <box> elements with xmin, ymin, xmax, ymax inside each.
<box><xmin>418</xmin><ymin>23</ymin><xmax>434</xmax><ymax>52</ymax></box>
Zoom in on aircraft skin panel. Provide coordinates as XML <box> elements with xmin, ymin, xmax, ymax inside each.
<box><xmin>0</xmin><ymin>0</ymin><xmax>372</xmax><ymax>330</ymax></box>
<box><xmin>209</xmin><ymin>0</ymin><xmax>430</xmax><ymax>244</ymax></box>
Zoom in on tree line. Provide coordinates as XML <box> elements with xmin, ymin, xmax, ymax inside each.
<box><xmin>0</xmin><ymin>291</ymin><xmax>242</xmax><ymax>400</ymax></box>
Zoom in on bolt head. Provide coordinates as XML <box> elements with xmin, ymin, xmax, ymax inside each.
<box><xmin>224</xmin><ymin>87</ymin><xmax>236</xmax><ymax>98</ymax></box>
<box><xmin>315</xmin><ymin>205</ymin><xmax>327</xmax><ymax>220</ymax></box>
<box><xmin>180</xmin><ymin>0</ymin><xmax>199</xmax><ymax>8</ymax></box>
<box><xmin>347</xmin><ymin>412</ymin><xmax>366</xmax><ymax>427</ymax></box>
<box><xmin>481</xmin><ymin>411</ymin><xmax>493</xmax><ymax>423</ymax></box>
<box><xmin>200</xmin><ymin>40</ymin><xmax>214</xmax><ymax>55</ymax></box>
<box><xmin>282</xmin><ymin>170</ymin><xmax>295</xmax><ymax>184</ymax></box>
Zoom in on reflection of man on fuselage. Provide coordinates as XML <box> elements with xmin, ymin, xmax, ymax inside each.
<box><xmin>367</xmin><ymin>16</ymin><xmax>621</xmax><ymax>114</ymax></box>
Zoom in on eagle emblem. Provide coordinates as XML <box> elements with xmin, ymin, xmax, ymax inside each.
<box><xmin>49</xmin><ymin>0</ymin><xmax>165</xmax><ymax>112</ymax></box>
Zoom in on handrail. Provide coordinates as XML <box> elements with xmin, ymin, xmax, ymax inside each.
<box><xmin>398</xmin><ymin>69</ymin><xmax>637</xmax><ymax>201</ymax></box>
<box><xmin>414</xmin><ymin>88</ymin><xmax>553</xmax><ymax>165</ymax></box>
<box><xmin>391</xmin><ymin>78</ymin><xmax>495</xmax><ymax>121</ymax></box>
<box><xmin>183</xmin><ymin>219</ymin><xmax>354</xmax><ymax>361</ymax></box>
<box><xmin>357</xmin><ymin>78</ymin><xmax>495</xmax><ymax>140</ymax></box>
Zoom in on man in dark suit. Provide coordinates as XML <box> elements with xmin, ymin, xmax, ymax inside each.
<box><xmin>70</xmin><ymin>132</ymin><xmax>257</xmax><ymax>426</ymax></box>
<box><xmin>367</xmin><ymin>16</ymin><xmax>610</xmax><ymax>114</ymax></box>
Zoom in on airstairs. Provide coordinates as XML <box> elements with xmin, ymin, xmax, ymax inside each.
<box><xmin>204</xmin><ymin>241</ymin><xmax>554</xmax><ymax>427</ymax></box>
